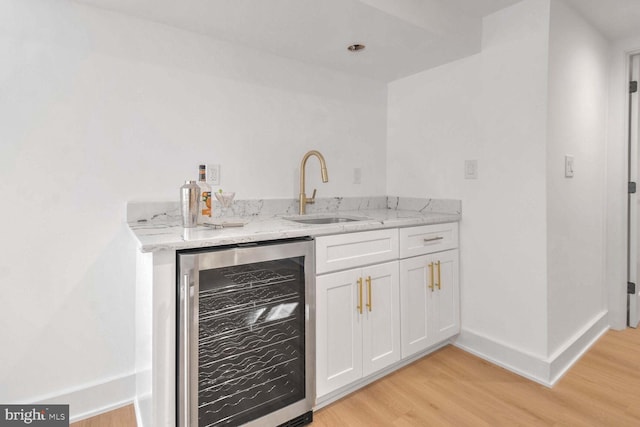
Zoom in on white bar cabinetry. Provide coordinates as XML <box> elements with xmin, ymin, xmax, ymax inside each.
<box><xmin>315</xmin><ymin>230</ymin><xmax>400</xmax><ymax>399</ymax></box>
<box><xmin>315</xmin><ymin>223</ymin><xmax>460</xmax><ymax>406</ymax></box>
<box><xmin>399</xmin><ymin>223</ymin><xmax>460</xmax><ymax>358</ymax></box>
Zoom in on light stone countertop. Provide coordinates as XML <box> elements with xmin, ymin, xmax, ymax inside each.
<box><xmin>127</xmin><ymin>197</ymin><xmax>461</xmax><ymax>253</ymax></box>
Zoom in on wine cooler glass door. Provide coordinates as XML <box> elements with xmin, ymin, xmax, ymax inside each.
<box><xmin>178</xmin><ymin>239</ymin><xmax>315</xmax><ymax>427</ymax></box>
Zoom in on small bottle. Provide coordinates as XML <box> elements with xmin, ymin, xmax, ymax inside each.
<box><xmin>197</xmin><ymin>165</ymin><xmax>212</xmax><ymax>223</ymax></box>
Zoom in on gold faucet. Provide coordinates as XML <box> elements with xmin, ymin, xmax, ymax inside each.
<box><xmin>299</xmin><ymin>150</ymin><xmax>329</xmax><ymax>215</ymax></box>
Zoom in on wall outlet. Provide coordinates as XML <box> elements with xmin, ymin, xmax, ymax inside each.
<box><xmin>207</xmin><ymin>164</ymin><xmax>220</xmax><ymax>186</ymax></box>
<box><xmin>464</xmin><ymin>160</ymin><xmax>478</xmax><ymax>179</ymax></box>
<box><xmin>353</xmin><ymin>168</ymin><xmax>362</xmax><ymax>184</ymax></box>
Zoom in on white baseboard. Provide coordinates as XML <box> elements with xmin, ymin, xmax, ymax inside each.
<box><xmin>33</xmin><ymin>372</ymin><xmax>136</xmax><ymax>422</ymax></box>
<box><xmin>454</xmin><ymin>329</ymin><xmax>551</xmax><ymax>386</ymax></box>
<box><xmin>134</xmin><ymin>396</ymin><xmax>147</xmax><ymax>427</ymax></box>
<box><xmin>454</xmin><ymin>311</ymin><xmax>609</xmax><ymax>387</ymax></box>
<box><xmin>548</xmin><ymin>311</ymin><xmax>609</xmax><ymax>385</ymax></box>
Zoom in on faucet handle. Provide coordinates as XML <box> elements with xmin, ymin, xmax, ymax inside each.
<box><xmin>308</xmin><ymin>189</ymin><xmax>317</xmax><ymax>204</ymax></box>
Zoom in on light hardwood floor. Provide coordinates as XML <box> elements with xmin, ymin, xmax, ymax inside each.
<box><xmin>70</xmin><ymin>405</ymin><xmax>136</xmax><ymax>427</ymax></box>
<box><xmin>72</xmin><ymin>327</ymin><xmax>640</xmax><ymax>426</ymax></box>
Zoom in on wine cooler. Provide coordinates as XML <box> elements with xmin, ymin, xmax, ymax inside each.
<box><xmin>177</xmin><ymin>238</ymin><xmax>315</xmax><ymax>427</ymax></box>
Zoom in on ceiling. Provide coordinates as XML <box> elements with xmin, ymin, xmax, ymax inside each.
<box><xmin>564</xmin><ymin>0</ymin><xmax>640</xmax><ymax>41</ymax></box>
<box><xmin>73</xmin><ymin>0</ymin><xmax>640</xmax><ymax>82</ymax></box>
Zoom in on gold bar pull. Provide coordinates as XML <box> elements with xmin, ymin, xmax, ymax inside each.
<box><xmin>436</xmin><ymin>261</ymin><xmax>441</xmax><ymax>290</ymax></box>
<box><xmin>366</xmin><ymin>276</ymin><xmax>372</xmax><ymax>312</ymax></box>
<box><xmin>357</xmin><ymin>277</ymin><xmax>363</xmax><ymax>314</ymax></box>
<box><xmin>423</xmin><ymin>236</ymin><xmax>444</xmax><ymax>243</ymax></box>
<box><xmin>428</xmin><ymin>262</ymin><xmax>434</xmax><ymax>292</ymax></box>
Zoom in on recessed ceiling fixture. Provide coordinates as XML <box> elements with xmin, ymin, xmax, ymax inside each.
<box><xmin>347</xmin><ymin>44</ymin><xmax>366</xmax><ymax>52</ymax></box>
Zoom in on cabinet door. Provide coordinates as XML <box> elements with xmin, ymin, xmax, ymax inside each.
<box><xmin>399</xmin><ymin>255</ymin><xmax>432</xmax><ymax>358</ymax></box>
<box><xmin>431</xmin><ymin>250</ymin><xmax>460</xmax><ymax>343</ymax></box>
<box><xmin>316</xmin><ymin>268</ymin><xmax>363</xmax><ymax>397</ymax></box>
<box><xmin>361</xmin><ymin>261</ymin><xmax>401</xmax><ymax>377</ymax></box>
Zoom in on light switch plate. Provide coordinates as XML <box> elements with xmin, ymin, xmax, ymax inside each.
<box><xmin>565</xmin><ymin>155</ymin><xmax>574</xmax><ymax>178</ymax></box>
<box><xmin>465</xmin><ymin>160</ymin><xmax>478</xmax><ymax>179</ymax></box>
<box><xmin>353</xmin><ymin>168</ymin><xmax>362</xmax><ymax>184</ymax></box>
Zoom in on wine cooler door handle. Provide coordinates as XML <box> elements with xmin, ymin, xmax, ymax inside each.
<box><xmin>181</xmin><ymin>273</ymin><xmax>192</xmax><ymax>427</ymax></box>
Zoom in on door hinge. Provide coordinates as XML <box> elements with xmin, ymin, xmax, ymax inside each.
<box><xmin>632</xmin><ymin>81</ymin><xmax>638</xmax><ymax>94</ymax></box>
<box><xmin>630</xmin><ymin>182</ymin><xmax>637</xmax><ymax>194</ymax></box>
<box><xmin>629</xmin><ymin>282</ymin><xmax>636</xmax><ymax>294</ymax></box>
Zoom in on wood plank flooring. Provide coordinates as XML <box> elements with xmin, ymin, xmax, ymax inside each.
<box><xmin>70</xmin><ymin>405</ymin><xmax>136</xmax><ymax>427</ymax></box>
<box><xmin>71</xmin><ymin>327</ymin><xmax>640</xmax><ymax>426</ymax></box>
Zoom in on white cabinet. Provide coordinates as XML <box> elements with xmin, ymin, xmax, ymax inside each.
<box><xmin>315</xmin><ymin>230</ymin><xmax>401</xmax><ymax>398</ymax></box>
<box><xmin>399</xmin><ymin>222</ymin><xmax>458</xmax><ymax>259</ymax></box>
<box><xmin>399</xmin><ymin>223</ymin><xmax>460</xmax><ymax>359</ymax></box>
<box><xmin>315</xmin><ymin>223</ymin><xmax>459</xmax><ymax>401</ymax></box>
<box><xmin>315</xmin><ymin>228</ymin><xmax>398</xmax><ymax>274</ymax></box>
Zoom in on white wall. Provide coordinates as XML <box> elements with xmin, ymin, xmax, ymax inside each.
<box><xmin>547</xmin><ymin>1</ymin><xmax>610</xmax><ymax>353</ymax></box>
<box><xmin>389</xmin><ymin>0</ymin><xmax>611</xmax><ymax>384</ymax></box>
<box><xmin>546</xmin><ymin>0</ymin><xmax>609</xmax><ymax>355</ymax></box>
<box><xmin>0</xmin><ymin>0</ymin><xmax>387</xmax><ymax>418</ymax></box>
<box><xmin>388</xmin><ymin>0</ymin><xmax>551</xmax><ymax>360</ymax></box>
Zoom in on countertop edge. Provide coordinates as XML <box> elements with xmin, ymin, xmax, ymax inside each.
<box><xmin>130</xmin><ymin>211</ymin><xmax>461</xmax><ymax>253</ymax></box>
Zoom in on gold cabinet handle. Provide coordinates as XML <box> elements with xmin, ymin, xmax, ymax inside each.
<box><xmin>423</xmin><ymin>236</ymin><xmax>444</xmax><ymax>243</ymax></box>
<box><xmin>436</xmin><ymin>261</ymin><xmax>441</xmax><ymax>290</ymax></box>
<box><xmin>357</xmin><ymin>277</ymin><xmax>363</xmax><ymax>314</ymax></box>
<box><xmin>428</xmin><ymin>262</ymin><xmax>434</xmax><ymax>292</ymax></box>
<box><xmin>366</xmin><ymin>276</ymin><xmax>372</xmax><ymax>312</ymax></box>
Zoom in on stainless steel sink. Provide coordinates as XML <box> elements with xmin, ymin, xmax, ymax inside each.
<box><xmin>285</xmin><ymin>215</ymin><xmax>372</xmax><ymax>225</ymax></box>
<box><xmin>291</xmin><ymin>217</ymin><xmax>357</xmax><ymax>225</ymax></box>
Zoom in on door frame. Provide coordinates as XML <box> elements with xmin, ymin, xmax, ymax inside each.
<box><xmin>608</xmin><ymin>44</ymin><xmax>640</xmax><ymax>330</ymax></box>
<box><xmin>628</xmin><ymin>54</ymin><xmax>640</xmax><ymax>327</ymax></box>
